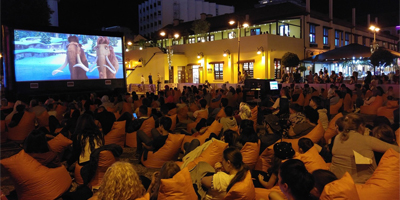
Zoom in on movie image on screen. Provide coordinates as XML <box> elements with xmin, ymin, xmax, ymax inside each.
<box><xmin>270</xmin><ymin>81</ymin><xmax>278</xmax><ymax>90</ymax></box>
<box><xmin>14</xmin><ymin>30</ymin><xmax>124</xmax><ymax>82</ymax></box>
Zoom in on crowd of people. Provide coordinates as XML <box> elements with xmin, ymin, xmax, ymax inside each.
<box><xmin>0</xmin><ymin>76</ymin><xmax>399</xmax><ymax>200</ymax></box>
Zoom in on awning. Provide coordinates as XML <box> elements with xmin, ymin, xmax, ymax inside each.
<box><xmin>312</xmin><ymin>43</ymin><xmax>372</xmax><ymax>62</ymax></box>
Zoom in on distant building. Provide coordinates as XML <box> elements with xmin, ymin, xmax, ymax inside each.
<box><xmin>138</xmin><ymin>0</ymin><xmax>234</xmax><ymax>38</ymax></box>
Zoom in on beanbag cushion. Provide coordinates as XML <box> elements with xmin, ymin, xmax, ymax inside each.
<box><xmin>6</xmin><ymin>111</ymin><xmax>36</xmax><ymax>142</ymax></box>
<box><xmin>185</xmin><ymin>140</ymin><xmax>228</xmax><ymax>170</ymax></box>
<box><xmin>187</xmin><ymin>110</ymin><xmax>208</xmax><ymax>132</ymax></box>
<box><xmin>121</xmin><ymin>102</ymin><xmax>133</xmax><ymax>115</ymax></box>
<box><xmin>75</xmin><ymin>150</ymin><xmax>117</xmax><ymax>188</ymax></box>
<box><xmin>250</xmin><ymin>106</ymin><xmax>258</xmax><ymax>131</ymax></box>
<box><xmin>167</xmin><ymin>108</ymin><xmax>177</xmax><ymax>116</ymax></box>
<box><xmin>141</xmin><ymin>133</ymin><xmax>185</xmax><ymax>168</ymax></box>
<box><xmin>240</xmin><ymin>140</ymin><xmax>260</xmax><ymax>170</ymax></box>
<box><xmin>396</xmin><ymin>128</ymin><xmax>400</xmax><ymax>146</ymax></box>
<box><xmin>324</xmin><ymin>113</ymin><xmax>343</xmax><ymax>142</ymax></box>
<box><xmin>1</xmin><ymin>120</ymin><xmax>7</xmax><ymax>143</ymax></box>
<box><xmin>126</xmin><ymin>117</ymin><xmax>155</xmax><ymax>147</ymax></box>
<box><xmin>104</xmin><ymin>121</ymin><xmax>126</xmax><ymax>148</ymax></box>
<box><xmin>55</xmin><ymin>104</ymin><xmax>67</xmax><ymax>122</ymax></box>
<box><xmin>330</xmin><ymin>99</ymin><xmax>343</xmax><ymax>115</ymax></box>
<box><xmin>36</xmin><ymin>110</ymin><xmax>50</xmax><ymax>128</ymax></box>
<box><xmin>181</xmin><ymin>120</ymin><xmax>223</xmax><ymax>151</ymax></box>
<box><xmin>216</xmin><ymin>108</ymin><xmax>226</xmax><ymax>120</ymax></box>
<box><xmin>343</xmin><ymin>93</ymin><xmax>353</xmax><ymax>112</ymax></box>
<box><xmin>0</xmin><ymin>150</ymin><xmax>72</xmax><ymax>200</ymax></box>
<box><xmin>224</xmin><ymin>172</ymin><xmax>255</xmax><ymax>200</ymax></box>
<box><xmin>48</xmin><ymin>133</ymin><xmax>73</xmax><ymax>154</ymax></box>
<box><xmin>299</xmin><ymin>145</ymin><xmax>329</xmax><ymax>173</ymax></box>
<box><xmin>189</xmin><ymin>103</ymin><xmax>199</xmax><ymax>112</ymax></box>
<box><xmin>360</xmin><ymin>96</ymin><xmax>383</xmax><ymax>115</ymax></box>
<box><xmin>254</xmin><ymin>146</ymin><xmax>274</xmax><ymax>172</ymax></box>
<box><xmin>355</xmin><ymin>148</ymin><xmax>399</xmax><ymax>200</ymax></box>
<box><xmin>166</xmin><ymin>114</ymin><xmax>177</xmax><ymax>131</ymax></box>
<box><xmin>158</xmin><ymin>167</ymin><xmax>197</xmax><ymax>200</ymax></box>
<box><xmin>254</xmin><ymin>186</ymin><xmax>284</xmax><ymax>200</ymax></box>
<box><xmin>320</xmin><ymin>172</ymin><xmax>360</xmax><ymax>200</ymax></box>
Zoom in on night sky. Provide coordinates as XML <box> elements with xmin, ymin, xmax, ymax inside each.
<box><xmin>11</xmin><ymin>0</ymin><xmax>400</xmax><ymax>34</ymax></box>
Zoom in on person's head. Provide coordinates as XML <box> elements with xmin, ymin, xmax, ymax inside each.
<box><xmin>199</xmin><ymin>99</ymin><xmax>207</xmax><ymax>108</ymax></box>
<box><xmin>310</xmin><ymin>96</ymin><xmax>322</xmax><ymax>109</ymax></box>
<box><xmin>335</xmin><ymin>116</ymin><xmax>345</xmax><ymax>133</ymax></box>
<box><xmin>310</xmin><ymin>170</ymin><xmax>337</xmax><ymax>198</ymax></box>
<box><xmin>373</xmin><ymin>116</ymin><xmax>391</xmax><ymax>127</ymax></box>
<box><xmin>24</xmin><ymin>128</ymin><xmax>50</xmax><ymax>153</ymax></box>
<box><xmin>367</xmin><ymin>71</ymin><xmax>371</xmax><ymax>76</ymax></box>
<box><xmin>341</xmin><ymin>113</ymin><xmax>365</xmax><ymax>142</ymax></box>
<box><xmin>75</xmin><ymin>113</ymin><xmax>104</xmax><ymax>156</ymax></box>
<box><xmin>334</xmin><ymin>90</ymin><xmax>341</xmax><ymax>97</ymax></box>
<box><xmin>98</xmin><ymin>162</ymin><xmax>145</xmax><ymax>200</ymax></box>
<box><xmin>222</xmin><ymin>147</ymin><xmax>248</xmax><ymax>192</ymax></box>
<box><xmin>221</xmin><ymin>98</ymin><xmax>228</xmax><ymax>108</ymax></box>
<box><xmin>373</xmin><ymin>124</ymin><xmax>396</xmax><ymax>144</ymax></box>
<box><xmin>29</xmin><ymin>99</ymin><xmax>39</xmax><ymax>108</ymax></box>
<box><xmin>159</xmin><ymin>117</ymin><xmax>172</xmax><ymax>132</ymax></box>
<box><xmin>304</xmin><ymin>107</ymin><xmax>318</xmax><ymax>125</ymax></box>
<box><xmin>350</xmin><ymin>76</ymin><xmax>355</xmax><ymax>80</ymax></box>
<box><xmin>179</xmin><ymin>96</ymin><xmax>187</xmax><ymax>104</ymax></box>
<box><xmin>298</xmin><ymin>138</ymin><xmax>314</xmax><ymax>153</ymax></box>
<box><xmin>289</xmin><ymin>103</ymin><xmax>302</xmax><ymax>114</ymax></box>
<box><xmin>142</xmin><ymin>98</ymin><xmax>150</xmax><ymax>107</ymax></box>
<box><xmin>16</xmin><ymin>104</ymin><xmax>26</xmax><ymax>113</ymax></box>
<box><xmin>280</xmin><ymin>87</ymin><xmax>289</xmax><ymax>97</ymax></box>
<box><xmin>331</xmin><ymin>71</ymin><xmax>335</xmax><ymax>75</ymax></box>
<box><xmin>338</xmin><ymin>72</ymin><xmax>342</xmax><ymax>76</ymax></box>
<box><xmin>273</xmin><ymin>142</ymin><xmax>295</xmax><ymax>160</ymax></box>
<box><xmin>278</xmin><ymin>159</ymin><xmax>314</xmax><ymax>200</ymax></box>
<box><xmin>221</xmin><ymin>130</ymin><xmax>239</xmax><ymax>147</ymax></box>
<box><xmin>139</xmin><ymin>105</ymin><xmax>148</xmax><ymax>117</ymax></box>
<box><xmin>224</xmin><ymin>106</ymin><xmax>234</xmax><ymax>117</ymax></box>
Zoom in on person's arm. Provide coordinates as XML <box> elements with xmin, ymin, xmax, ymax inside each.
<box><xmin>366</xmin><ymin>136</ymin><xmax>400</xmax><ymax>153</ymax></box>
<box><xmin>271</xmin><ymin>98</ymin><xmax>280</xmax><ymax>109</ymax></box>
<box><xmin>364</xmin><ymin>96</ymin><xmax>376</xmax><ymax>105</ymax></box>
<box><xmin>201</xmin><ymin>175</ymin><xmax>213</xmax><ymax>189</ymax></box>
<box><xmin>258</xmin><ymin>173</ymin><xmax>277</xmax><ymax>189</ymax></box>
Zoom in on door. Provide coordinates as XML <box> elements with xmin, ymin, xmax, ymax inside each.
<box><xmin>169</xmin><ymin>66</ymin><xmax>174</xmax><ymax>83</ymax></box>
<box><xmin>192</xmin><ymin>65</ymin><xmax>199</xmax><ymax>84</ymax></box>
<box><xmin>187</xmin><ymin>67</ymin><xmax>193</xmax><ymax>83</ymax></box>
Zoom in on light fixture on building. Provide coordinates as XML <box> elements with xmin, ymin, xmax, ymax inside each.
<box><xmin>127</xmin><ymin>41</ymin><xmax>132</xmax><ymax>46</ymax></box>
<box><xmin>197</xmin><ymin>52</ymin><xmax>204</xmax><ymax>59</ymax></box>
<box><xmin>160</xmin><ymin>31</ymin><xmax>166</xmax><ymax>36</ymax></box>
<box><xmin>223</xmin><ymin>50</ymin><xmax>230</xmax><ymax>58</ymax></box>
<box><xmin>139</xmin><ymin>47</ymin><xmax>143</xmax><ymax>50</ymax></box>
<box><xmin>257</xmin><ymin>46</ymin><xmax>264</xmax><ymax>55</ymax></box>
<box><xmin>174</xmin><ymin>33</ymin><xmax>180</xmax><ymax>39</ymax></box>
<box><xmin>369</xmin><ymin>25</ymin><xmax>380</xmax><ymax>53</ymax></box>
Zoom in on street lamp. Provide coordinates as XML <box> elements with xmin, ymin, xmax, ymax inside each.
<box><xmin>159</xmin><ymin>30</ymin><xmax>180</xmax><ymax>71</ymax></box>
<box><xmin>369</xmin><ymin>25</ymin><xmax>380</xmax><ymax>52</ymax></box>
<box><xmin>229</xmin><ymin>18</ymin><xmax>249</xmax><ymax>81</ymax></box>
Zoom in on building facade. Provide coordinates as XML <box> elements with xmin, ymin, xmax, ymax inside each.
<box><xmin>138</xmin><ymin>0</ymin><xmax>234</xmax><ymax>38</ymax></box>
<box><xmin>127</xmin><ymin>1</ymin><xmax>398</xmax><ymax>85</ymax></box>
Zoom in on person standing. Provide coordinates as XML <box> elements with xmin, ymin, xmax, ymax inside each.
<box><xmin>157</xmin><ymin>73</ymin><xmax>161</xmax><ymax>92</ymax></box>
<box><xmin>148</xmin><ymin>73</ymin><xmax>153</xmax><ymax>84</ymax></box>
<box><xmin>141</xmin><ymin>75</ymin><xmax>145</xmax><ymax>91</ymax></box>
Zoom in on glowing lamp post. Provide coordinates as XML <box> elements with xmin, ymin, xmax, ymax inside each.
<box><xmin>160</xmin><ymin>30</ymin><xmax>180</xmax><ymax>71</ymax></box>
<box><xmin>229</xmin><ymin>19</ymin><xmax>249</xmax><ymax>81</ymax></box>
<box><xmin>369</xmin><ymin>25</ymin><xmax>380</xmax><ymax>53</ymax></box>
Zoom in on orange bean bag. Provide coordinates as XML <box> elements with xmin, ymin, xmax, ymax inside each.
<box><xmin>250</xmin><ymin>106</ymin><xmax>258</xmax><ymax>131</ymax></box>
<box><xmin>106</xmin><ymin>107</ymin><xmax>117</xmax><ymax>112</ymax></box>
<box><xmin>299</xmin><ymin>145</ymin><xmax>329</xmax><ymax>173</ymax></box>
<box><xmin>355</xmin><ymin>148</ymin><xmax>399</xmax><ymax>200</ymax></box>
<box><xmin>133</xmin><ymin>99</ymin><xmax>142</xmax><ymax>111</ymax></box>
<box><xmin>210</xmin><ymin>99</ymin><xmax>221</xmax><ymax>109</ymax></box>
<box><xmin>324</xmin><ymin>113</ymin><xmax>343</xmax><ymax>142</ymax></box>
<box><xmin>158</xmin><ymin>167</ymin><xmax>198</xmax><ymax>200</ymax></box>
<box><xmin>1</xmin><ymin>120</ymin><xmax>7</xmax><ymax>143</ymax></box>
<box><xmin>36</xmin><ymin>110</ymin><xmax>50</xmax><ymax>128</ymax></box>
<box><xmin>182</xmin><ymin>140</ymin><xmax>228</xmax><ymax>170</ymax></box>
<box><xmin>395</xmin><ymin>128</ymin><xmax>400</xmax><ymax>146</ymax></box>
<box><xmin>166</xmin><ymin>114</ymin><xmax>177</xmax><ymax>131</ymax></box>
<box><xmin>224</xmin><ymin>172</ymin><xmax>255</xmax><ymax>200</ymax></box>
<box><xmin>181</xmin><ymin>120</ymin><xmax>223</xmax><ymax>151</ymax></box>
<box><xmin>377</xmin><ymin>100</ymin><xmax>399</xmax><ymax>121</ymax></box>
<box><xmin>189</xmin><ymin>103</ymin><xmax>199</xmax><ymax>112</ymax></box>
<box><xmin>311</xmin><ymin>91</ymin><xmax>319</xmax><ymax>97</ymax></box>
<box><xmin>104</xmin><ymin>121</ymin><xmax>126</xmax><ymax>148</ymax></box>
<box><xmin>240</xmin><ymin>140</ymin><xmax>261</xmax><ymax>170</ymax></box>
<box><xmin>75</xmin><ymin>150</ymin><xmax>118</xmax><ymax>189</ymax></box>
<box><xmin>320</xmin><ymin>172</ymin><xmax>360</xmax><ymax>200</ymax></box>
<box><xmin>303</xmin><ymin>93</ymin><xmax>312</xmax><ymax>107</ymax></box>
<box><xmin>121</xmin><ymin>102</ymin><xmax>133</xmax><ymax>115</ymax></box>
<box><xmin>168</xmin><ymin>108</ymin><xmax>177</xmax><ymax>116</ymax></box>
<box><xmin>364</xmin><ymin>90</ymin><xmax>372</xmax><ymax>99</ymax></box>
<box><xmin>5</xmin><ymin>111</ymin><xmax>36</xmax><ymax>142</ymax></box>
<box><xmin>292</xmin><ymin>93</ymin><xmax>305</xmax><ymax>106</ymax></box>
<box><xmin>0</xmin><ymin>150</ymin><xmax>72</xmax><ymax>200</ymax></box>
<box><xmin>141</xmin><ymin>133</ymin><xmax>185</xmax><ymax>168</ymax></box>
<box><xmin>322</xmin><ymin>89</ymin><xmax>328</xmax><ymax>99</ymax></box>
<box><xmin>343</xmin><ymin>93</ymin><xmax>353</xmax><ymax>112</ymax></box>
<box><xmin>48</xmin><ymin>133</ymin><xmax>73</xmax><ymax>154</ymax></box>
<box><xmin>55</xmin><ymin>104</ymin><xmax>67</xmax><ymax>122</ymax></box>
<box><xmin>329</xmin><ymin>98</ymin><xmax>343</xmax><ymax>115</ymax></box>
<box><xmin>126</xmin><ymin>117</ymin><xmax>155</xmax><ymax>148</ymax></box>
<box><xmin>254</xmin><ymin>186</ymin><xmax>284</xmax><ymax>200</ymax></box>
<box><xmin>187</xmin><ymin>110</ymin><xmax>208</xmax><ymax>132</ymax></box>
<box><xmin>215</xmin><ymin>108</ymin><xmax>227</xmax><ymax>120</ymax></box>
<box><xmin>360</xmin><ymin>95</ymin><xmax>383</xmax><ymax>115</ymax></box>
<box><xmin>177</xmin><ymin>106</ymin><xmax>189</xmax><ymax>122</ymax></box>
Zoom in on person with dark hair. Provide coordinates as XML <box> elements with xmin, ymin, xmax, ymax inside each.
<box><xmin>298</xmin><ymin>138</ymin><xmax>314</xmax><ymax>153</ymax></box>
<box><xmin>330</xmin><ymin>113</ymin><xmax>400</xmax><ymax>183</ymax></box>
<box><xmin>94</xmin><ymin>106</ymin><xmax>116</xmax><ymax>135</ymax></box>
<box><xmin>210</xmin><ymin>98</ymin><xmax>228</xmax><ymax>120</ymax></box>
<box><xmin>8</xmin><ymin>104</ymin><xmax>26</xmax><ymax>128</ymax></box>
<box><xmin>309</xmin><ymin>96</ymin><xmax>328</xmax><ymax>130</ymax></box>
<box><xmin>219</xmin><ymin>106</ymin><xmax>237</xmax><ymax>132</ymax></box>
<box><xmin>237</xmin><ymin>120</ymin><xmax>258</xmax><ymax>148</ymax></box>
<box><xmin>201</xmin><ymin>148</ymin><xmax>249</xmax><ymax>199</ymax></box>
<box><xmin>147</xmin><ymin>161</ymin><xmax>181</xmax><ymax>200</ymax></box>
<box><xmin>269</xmin><ymin>159</ymin><xmax>314</xmax><ymax>200</ymax></box>
<box><xmin>270</xmin><ymin>87</ymin><xmax>290</xmax><ymax>117</ymax></box>
<box><xmin>253</xmin><ymin>142</ymin><xmax>295</xmax><ymax>189</ymax></box>
<box><xmin>127</xmin><ymin>105</ymin><xmax>150</xmax><ymax>133</ymax></box>
<box><xmin>329</xmin><ymin>90</ymin><xmax>341</xmax><ymax>105</ymax></box>
<box><xmin>24</xmin><ymin>128</ymin><xmax>61</xmax><ymax>168</ymax></box>
<box><xmin>193</xmin><ymin>99</ymin><xmax>208</xmax><ymax>120</ymax></box>
<box><xmin>29</xmin><ymin>98</ymin><xmax>47</xmax><ymax>117</ymax></box>
<box><xmin>364</xmin><ymin>71</ymin><xmax>372</xmax><ymax>86</ymax></box>
<box><xmin>372</xmin><ymin>124</ymin><xmax>397</xmax><ymax>165</ymax></box>
<box><xmin>310</xmin><ymin>170</ymin><xmax>337</xmax><ymax>199</ymax></box>
<box><xmin>136</xmin><ymin>117</ymin><xmax>172</xmax><ymax>159</ymax></box>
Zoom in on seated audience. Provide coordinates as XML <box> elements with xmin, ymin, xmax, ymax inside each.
<box><xmin>310</xmin><ymin>170</ymin><xmax>337</xmax><ymax>199</ymax></box>
<box><xmin>372</xmin><ymin>124</ymin><xmax>397</xmax><ymax>165</ymax></box>
<box><xmin>219</xmin><ymin>106</ymin><xmax>237</xmax><ymax>132</ymax></box>
<box><xmin>148</xmin><ymin>161</ymin><xmax>181</xmax><ymax>200</ymax></box>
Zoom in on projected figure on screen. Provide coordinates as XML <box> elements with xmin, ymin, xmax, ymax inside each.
<box><xmin>52</xmin><ymin>36</ymin><xmax>89</xmax><ymax>79</ymax></box>
<box><xmin>90</xmin><ymin>36</ymin><xmax>119</xmax><ymax>79</ymax></box>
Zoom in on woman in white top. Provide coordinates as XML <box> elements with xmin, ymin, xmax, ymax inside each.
<box><xmin>329</xmin><ymin>113</ymin><xmax>400</xmax><ymax>183</ymax></box>
<box><xmin>201</xmin><ymin>147</ymin><xmax>249</xmax><ymax>200</ymax></box>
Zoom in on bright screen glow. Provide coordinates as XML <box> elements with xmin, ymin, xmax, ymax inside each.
<box><xmin>270</xmin><ymin>81</ymin><xmax>278</xmax><ymax>90</ymax></box>
<box><xmin>14</xmin><ymin>29</ymin><xmax>124</xmax><ymax>82</ymax></box>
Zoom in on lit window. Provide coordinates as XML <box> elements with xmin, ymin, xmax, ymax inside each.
<box><xmin>228</xmin><ymin>32</ymin><xmax>236</xmax><ymax>39</ymax></box>
<box><xmin>309</xmin><ymin>24</ymin><xmax>316</xmax><ymax>43</ymax></box>
<box><xmin>323</xmin><ymin>27</ymin><xmax>329</xmax><ymax>45</ymax></box>
<box><xmin>345</xmin><ymin>33</ymin><xmax>349</xmax><ymax>45</ymax></box>
<box><xmin>214</xmin><ymin>63</ymin><xmax>223</xmax><ymax>80</ymax></box>
<box><xmin>242</xmin><ymin>62</ymin><xmax>254</xmax><ymax>78</ymax></box>
<box><xmin>274</xmin><ymin>59</ymin><xmax>281</xmax><ymax>79</ymax></box>
<box><xmin>335</xmin><ymin>30</ymin><xmax>340</xmax><ymax>47</ymax></box>
<box><xmin>250</xmin><ymin>28</ymin><xmax>261</xmax><ymax>36</ymax></box>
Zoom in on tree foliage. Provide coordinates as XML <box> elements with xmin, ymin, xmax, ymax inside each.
<box><xmin>191</xmin><ymin>20</ymin><xmax>210</xmax><ymax>36</ymax></box>
<box><xmin>370</xmin><ymin>48</ymin><xmax>394</xmax><ymax>66</ymax></box>
<box><xmin>40</xmin><ymin>33</ymin><xmax>51</xmax><ymax>44</ymax></box>
<box><xmin>2</xmin><ymin>0</ymin><xmax>53</xmax><ymax>27</ymax></box>
<box><xmin>282</xmin><ymin>52</ymin><xmax>300</xmax><ymax>67</ymax></box>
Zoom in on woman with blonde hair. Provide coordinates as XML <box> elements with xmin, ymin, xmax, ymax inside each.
<box><xmin>92</xmin><ymin>161</ymin><xmax>146</xmax><ymax>200</ymax></box>
<box><xmin>329</xmin><ymin>113</ymin><xmax>400</xmax><ymax>184</ymax></box>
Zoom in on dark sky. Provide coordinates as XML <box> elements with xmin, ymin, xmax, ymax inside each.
<box><xmin>58</xmin><ymin>0</ymin><xmax>398</xmax><ymax>34</ymax></box>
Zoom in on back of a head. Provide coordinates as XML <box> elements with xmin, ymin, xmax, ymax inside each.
<box><xmin>279</xmin><ymin>159</ymin><xmax>314</xmax><ymax>200</ymax></box>
<box><xmin>159</xmin><ymin>161</ymin><xmax>180</xmax><ymax>180</ymax></box>
<box><xmin>24</xmin><ymin>129</ymin><xmax>50</xmax><ymax>153</ymax></box>
<box><xmin>311</xmin><ymin>96</ymin><xmax>322</xmax><ymax>108</ymax></box>
<box><xmin>30</xmin><ymin>99</ymin><xmax>39</xmax><ymax>107</ymax></box>
<box><xmin>273</xmin><ymin>142</ymin><xmax>295</xmax><ymax>160</ymax></box>
<box><xmin>373</xmin><ymin>116</ymin><xmax>391</xmax><ymax>127</ymax></box>
<box><xmin>16</xmin><ymin>104</ymin><xmax>26</xmax><ymax>112</ymax></box>
<box><xmin>304</xmin><ymin>107</ymin><xmax>319</xmax><ymax>124</ymax></box>
<box><xmin>341</xmin><ymin>113</ymin><xmax>364</xmax><ymax>141</ymax></box>
<box><xmin>139</xmin><ymin>105</ymin><xmax>148</xmax><ymax>116</ymax></box>
<box><xmin>224</xmin><ymin>106</ymin><xmax>234</xmax><ymax>116</ymax></box>
<box><xmin>312</xmin><ymin>170</ymin><xmax>337</xmax><ymax>196</ymax></box>
<box><xmin>99</xmin><ymin>161</ymin><xmax>145</xmax><ymax>200</ymax></box>
<box><xmin>223</xmin><ymin>147</ymin><xmax>243</xmax><ymax>170</ymax></box>
<box><xmin>142</xmin><ymin>98</ymin><xmax>150</xmax><ymax>107</ymax></box>
<box><xmin>372</xmin><ymin>124</ymin><xmax>395</xmax><ymax>144</ymax></box>
<box><xmin>335</xmin><ymin>117</ymin><xmax>345</xmax><ymax>132</ymax></box>
<box><xmin>160</xmin><ymin>117</ymin><xmax>172</xmax><ymax>131</ymax></box>
<box><xmin>199</xmin><ymin>99</ymin><xmax>207</xmax><ymax>108</ymax></box>
<box><xmin>298</xmin><ymin>138</ymin><xmax>314</xmax><ymax>153</ymax></box>
<box><xmin>223</xmin><ymin>130</ymin><xmax>239</xmax><ymax>147</ymax></box>
<box><xmin>221</xmin><ymin>98</ymin><xmax>228</xmax><ymax>107</ymax></box>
